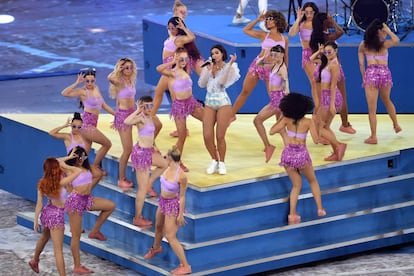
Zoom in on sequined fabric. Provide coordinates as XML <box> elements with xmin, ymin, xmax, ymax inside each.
<box><xmin>170</xmin><ymin>95</ymin><xmax>202</xmax><ymax>121</ymax></box>
<box><xmin>131</xmin><ymin>144</ymin><xmax>153</xmax><ymax>171</ymax></box>
<box><xmin>280</xmin><ymin>144</ymin><xmax>312</xmax><ymax>169</ymax></box>
<box><xmin>40</xmin><ymin>203</ymin><xmax>65</xmax><ymax>230</ymax></box>
<box><xmin>320</xmin><ymin>88</ymin><xmax>343</xmax><ymax>112</ymax></box>
<box><xmin>302</xmin><ymin>48</ymin><xmax>312</xmax><ymax>68</ymax></box>
<box><xmin>363</xmin><ymin>64</ymin><xmax>393</xmax><ymax>89</ymax></box>
<box><xmin>159</xmin><ymin>195</ymin><xmax>180</xmax><ymax>217</ymax></box>
<box><xmin>64</xmin><ymin>192</ymin><xmax>93</xmax><ymax>215</ymax></box>
<box><xmin>269</xmin><ymin>90</ymin><xmax>285</xmax><ymax>110</ymax></box>
<box><xmin>112</xmin><ymin>108</ymin><xmax>135</xmax><ymax>131</ymax></box>
<box><xmin>81</xmin><ymin>111</ymin><xmax>98</xmax><ymax>131</ymax></box>
<box><xmin>248</xmin><ymin>56</ymin><xmax>272</xmax><ymax>81</ymax></box>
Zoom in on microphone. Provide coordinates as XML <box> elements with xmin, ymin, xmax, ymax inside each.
<box><xmin>201</xmin><ymin>57</ymin><xmax>213</xmax><ymax>68</ymax></box>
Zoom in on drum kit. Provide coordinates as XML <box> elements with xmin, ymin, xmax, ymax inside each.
<box><xmin>337</xmin><ymin>0</ymin><xmax>413</xmax><ymax>34</ymax></box>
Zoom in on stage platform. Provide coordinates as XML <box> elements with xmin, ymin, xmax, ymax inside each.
<box><xmin>2</xmin><ymin>113</ymin><xmax>413</xmax><ymax>189</ymax></box>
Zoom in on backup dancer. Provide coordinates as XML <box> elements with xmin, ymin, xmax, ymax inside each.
<box><xmin>124</xmin><ymin>96</ymin><xmax>167</xmax><ymax>227</ymax></box>
<box><xmin>269</xmin><ymin>93</ymin><xmax>326</xmax><ymax>225</ymax></box>
<box><xmin>49</xmin><ymin>112</ymin><xmax>86</xmax><ymax>154</ymax></box>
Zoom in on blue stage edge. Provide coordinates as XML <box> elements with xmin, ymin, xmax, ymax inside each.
<box><xmin>143</xmin><ymin>15</ymin><xmax>414</xmax><ymax>114</ymax></box>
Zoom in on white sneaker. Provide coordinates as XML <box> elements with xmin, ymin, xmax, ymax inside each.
<box><xmin>259</xmin><ymin>21</ymin><xmax>267</xmax><ymax>31</ymax></box>
<box><xmin>232</xmin><ymin>15</ymin><xmax>251</xmax><ymax>25</ymax></box>
<box><xmin>218</xmin><ymin>161</ymin><xmax>227</xmax><ymax>175</ymax></box>
<box><xmin>206</xmin><ymin>160</ymin><xmax>218</xmax><ymax>175</ymax></box>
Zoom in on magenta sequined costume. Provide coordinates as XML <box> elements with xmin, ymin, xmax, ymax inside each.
<box><xmin>131</xmin><ymin>144</ymin><xmax>153</xmax><ymax>171</ymax></box>
<box><xmin>64</xmin><ymin>192</ymin><xmax>93</xmax><ymax>215</ymax></box>
<box><xmin>320</xmin><ymin>88</ymin><xmax>343</xmax><ymax>112</ymax></box>
<box><xmin>302</xmin><ymin>48</ymin><xmax>313</xmax><ymax>68</ymax></box>
<box><xmin>363</xmin><ymin>64</ymin><xmax>393</xmax><ymax>89</ymax></box>
<box><xmin>40</xmin><ymin>203</ymin><xmax>65</xmax><ymax>230</ymax></box>
<box><xmin>280</xmin><ymin>144</ymin><xmax>312</xmax><ymax>169</ymax></box>
<box><xmin>170</xmin><ymin>95</ymin><xmax>202</xmax><ymax>121</ymax></box>
<box><xmin>338</xmin><ymin>62</ymin><xmax>345</xmax><ymax>82</ymax></box>
<box><xmin>248</xmin><ymin>56</ymin><xmax>272</xmax><ymax>81</ymax></box>
<box><xmin>269</xmin><ymin>90</ymin><xmax>285</xmax><ymax>111</ymax></box>
<box><xmin>313</xmin><ymin>63</ymin><xmax>345</xmax><ymax>82</ymax></box>
<box><xmin>112</xmin><ymin>108</ymin><xmax>135</xmax><ymax>131</ymax></box>
<box><xmin>81</xmin><ymin>111</ymin><xmax>98</xmax><ymax>130</ymax></box>
<box><xmin>159</xmin><ymin>195</ymin><xmax>180</xmax><ymax>217</ymax></box>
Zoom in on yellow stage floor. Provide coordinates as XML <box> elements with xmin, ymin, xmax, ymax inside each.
<box><xmin>3</xmin><ymin>113</ymin><xmax>413</xmax><ymax>188</ymax></box>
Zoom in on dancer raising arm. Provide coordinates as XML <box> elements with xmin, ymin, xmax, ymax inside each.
<box><xmin>198</xmin><ymin>44</ymin><xmax>240</xmax><ymax>175</ymax></box>
<box><xmin>49</xmin><ymin>112</ymin><xmax>86</xmax><ymax>154</ymax></box>
<box><xmin>29</xmin><ymin>153</ymin><xmax>81</xmax><ymax>275</ymax></box>
<box><xmin>124</xmin><ymin>96</ymin><xmax>168</xmax><ymax>226</ymax></box>
<box><xmin>358</xmin><ymin>19</ymin><xmax>401</xmax><ymax>144</ymax></box>
<box><xmin>232</xmin><ymin>10</ymin><xmax>289</xmax><ymax>115</ymax></box>
<box><xmin>254</xmin><ymin>44</ymin><xmax>289</xmax><ymax>163</ymax></box>
<box><xmin>156</xmin><ymin>47</ymin><xmax>204</xmax><ymax>172</ymax></box>
<box><xmin>269</xmin><ymin>92</ymin><xmax>326</xmax><ymax>225</ymax></box>
<box><xmin>144</xmin><ymin>145</ymin><xmax>191</xmax><ymax>275</ymax></box>
<box><xmin>61</xmin><ymin>68</ymin><xmax>115</xmax><ymax>175</ymax></box>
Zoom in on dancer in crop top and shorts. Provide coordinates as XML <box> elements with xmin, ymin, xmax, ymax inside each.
<box><xmin>152</xmin><ymin>16</ymin><xmax>203</xmax><ymax>138</ymax></box>
<box><xmin>288</xmin><ymin>2</ymin><xmax>319</xmax><ymax>108</ymax></box>
<box><xmin>29</xmin><ymin>153</ymin><xmax>82</xmax><ymax>275</ymax></box>
<box><xmin>358</xmin><ymin>19</ymin><xmax>401</xmax><ymax>145</ymax></box>
<box><xmin>61</xmin><ymin>68</ymin><xmax>115</xmax><ymax>176</ymax></box>
<box><xmin>254</xmin><ymin>44</ymin><xmax>290</xmax><ymax>163</ymax></box>
<box><xmin>156</xmin><ymin>47</ymin><xmax>204</xmax><ymax>172</ymax></box>
<box><xmin>124</xmin><ymin>96</ymin><xmax>168</xmax><ymax>227</ymax></box>
<box><xmin>232</xmin><ymin>10</ymin><xmax>289</xmax><ymax>116</ymax></box>
<box><xmin>198</xmin><ymin>44</ymin><xmax>240</xmax><ymax>175</ymax></box>
<box><xmin>49</xmin><ymin>112</ymin><xmax>86</xmax><ymax>154</ymax></box>
<box><xmin>64</xmin><ymin>146</ymin><xmax>115</xmax><ymax>274</ymax></box>
<box><xmin>143</xmin><ymin>145</ymin><xmax>192</xmax><ymax>275</ymax></box>
<box><xmin>270</xmin><ymin>93</ymin><xmax>326</xmax><ymax>225</ymax></box>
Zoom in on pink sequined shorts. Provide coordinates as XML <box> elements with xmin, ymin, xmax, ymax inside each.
<box><xmin>320</xmin><ymin>88</ymin><xmax>343</xmax><ymax>113</ymax></box>
<box><xmin>40</xmin><ymin>203</ymin><xmax>65</xmax><ymax>230</ymax></box>
<box><xmin>159</xmin><ymin>195</ymin><xmax>180</xmax><ymax>217</ymax></box>
<box><xmin>131</xmin><ymin>144</ymin><xmax>153</xmax><ymax>171</ymax></box>
<box><xmin>269</xmin><ymin>90</ymin><xmax>285</xmax><ymax>111</ymax></box>
<box><xmin>248</xmin><ymin>56</ymin><xmax>272</xmax><ymax>81</ymax></box>
<box><xmin>363</xmin><ymin>64</ymin><xmax>393</xmax><ymax>89</ymax></box>
<box><xmin>112</xmin><ymin>108</ymin><xmax>135</xmax><ymax>131</ymax></box>
<box><xmin>170</xmin><ymin>95</ymin><xmax>202</xmax><ymax>121</ymax></box>
<box><xmin>302</xmin><ymin>48</ymin><xmax>312</xmax><ymax>68</ymax></box>
<box><xmin>64</xmin><ymin>192</ymin><xmax>93</xmax><ymax>215</ymax></box>
<box><xmin>280</xmin><ymin>144</ymin><xmax>312</xmax><ymax>169</ymax></box>
<box><xmin>81</xmin><ymin>111</ymin><xmax>98</xmax><ymax>131</ymax></box>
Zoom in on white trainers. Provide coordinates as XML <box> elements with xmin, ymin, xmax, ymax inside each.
<box><xmin>206</xmin><ymin>160</ymin><xmax>218</xmax><ymax>174</ymax></box>
<box><xmin>232</xmin><ymin>15</ymin><xmax>251</xmax><ymax>25</ymax></box>
<box><xmin>259</xmin><ymin>21</ymin><xmax>267</xmax><ymax>31</ymax></box>
<box><xmin>218</xmin><ymin>161</ymin><xmax>227</xmax><ymax>175</ymax></box>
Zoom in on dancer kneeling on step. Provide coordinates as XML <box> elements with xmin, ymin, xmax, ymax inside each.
<box><xmin>144</xmin><ymin>145</ymin><xmax>191</xmax><ymax>275</ymax></box>
<box><xmin>270</xmin><ymin>92</ymin><xmax>326</xmax><ymax>225</ymax></box>
<box><xmin>124</xmin><ymin>95</ymin><xmax>168</xmax><ymax>227</ymax></box>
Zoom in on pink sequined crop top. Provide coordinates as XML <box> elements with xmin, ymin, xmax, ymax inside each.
<box><xmin>83</xmin><ymin>88</ymin><xmax>103</xmax><ymax>110</ymax></box>
<box><xmin>72</xmin><ymin>171</ymin><xmax>92</xmax><ymax>187</ymax></box>
<box><xmin>366</xmin><ymin>52</ymin><xmax>388</xmax><ymax>61</ymax></box>
<box><xmin>320</xmin><ymin>68</ymin><xmax>331</xmax><ymax>83</ymax></box>
<box><xmin>50</xmin><ymin>186</ymin><xmax>67</xmax><ymax>200</ymax></box>
<box><xmin>287</xmin><ymin>129</ymin><xmax>307</xmax><ymax>139</ymax></box>
<box><xmin>269</xmin><ymin>71</ymin><xmax>283</xmax><ymax>87</ymax></box>
<box><xmin>160</xmin><ymin>167</ymin><xmax>180</xmax><ymax>194</ymax></box>
<box><xmin>299</xmin><ymin>23</ymin><xmax>312</xmax><ymax>42</ymax></box>
<box><xmin>261</xmin><ymin>33</ymin><xmax>286</xmax><ymax>50</ymax></box>
<box><xmin>66</xmin><ymin>133</ymin><xmax>86</xmax><ymax>154</ymax></box>
<box><xmin>172</xmin><ymin>70</ymin><xmax>192</xmax><ymax>93</ymax></box>
<box><xmin>163</xmin><ymin>37</ymin><xmax>177</xmax><ymax>53</ymax></box>
<box><xmin>117</xmin><ymin>83</ymin><xmax>136</xmax><ymax>99</ymax></box>
<box><xmin>138</xmin><ymin>117</ymin><xmax>155</xmax><ymax>137</ymax></box>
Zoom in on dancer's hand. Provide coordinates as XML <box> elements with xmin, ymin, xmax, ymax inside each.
<box><xmin>177</xmin><ymin>214</ymin><xmax>186</xmax><ymax>227</ymax></box>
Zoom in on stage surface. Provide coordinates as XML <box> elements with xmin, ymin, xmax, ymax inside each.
<box><xmin>3</xmin><ymin>113</ymin><xmax>413</xmax><ymax>188</ymax></box>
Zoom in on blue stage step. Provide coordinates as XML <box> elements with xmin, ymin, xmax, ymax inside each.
<box><xmin>16</xmin><ymin>148</ymin><xmax>414</xmax><ymax>275</ymax></box>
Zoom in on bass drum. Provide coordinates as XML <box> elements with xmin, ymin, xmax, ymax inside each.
<box><xmin>352</xmin><ymin>0</ymin><xmax>389</xmax><ymax>31</ymax></box>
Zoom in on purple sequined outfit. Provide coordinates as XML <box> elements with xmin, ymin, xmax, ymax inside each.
<box><xmin>248</xmin><ymin>56</ymin><xmax>272</xmax><ymax>81</ymax></box>
<box><xmin>40</xmin><ymin>203</ymin><xmax>65</xmax><ymax>230</ymax></box>
<box><xmin>64</xmin><ymin>192</ymin><xmax>93</xmax><ymax>215</ymax></box>
<box><xmin>81</xmin><ymin>112</ymin><xmax>98</xmax><ymax>132</ymax></box>
<box><xmin>280</xmin><ymin>144</ymin><xmax>312</xmax><ymax>169</ymax></box>
<box><xmin>269</xmin><ymin>90</ymin><xmax>285</xmax><ymax>111</ymax></box>
<box><xmin>159</xmin><ymin>195</ymin><xmax>180</xmax><ymax>217</ymax></box>
<box><xmin>313</xmin><ymin>63</ymin><xmax>345</xmax><ymax>82</ymax></box>
<box><xmin>112</xmin><ymin>108</ymin><xmax>135</xmax><ymax>131</ymax></box>
<box><xmin>363</xmin><ymin>64</ymin><xmax>393</xmax><ymax>89</ymax></box>
<box><xmin>320</xmin><ymin>88</ymin><xmax>343</xmax><ymax>112</ymax></box>
<box><xmin>131</xmin><ymin>144</ymin><xmax>153</xmax><ymax>171</ymax></box>
<box><xmin>170</xmin><ymin>95</ymin><xmax>202</xmax><ymax>121</ymax></box>
<box><xmin>302</xmin><ymin>48</ymin><xmax>312</xmax><ymax>68</ymax></box>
